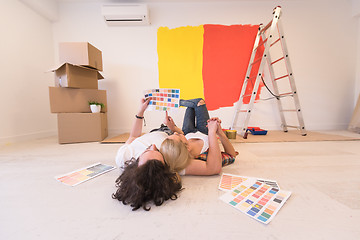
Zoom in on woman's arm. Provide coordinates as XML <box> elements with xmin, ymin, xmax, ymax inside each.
<box><xmin>164</xmin><ymin>111</ymin><xmax>184</xmax><ymax>134</ymax></box>
<box><xmin>216</xmin><ymin>122</ymin><xmax>237</xmax><ymax>157</ymax></box>
<box><xmin>125</xmin><ymin>98</ymin><xmax>150</xmax><ymax>144</ymax></box>
<box><xmin>207</xmin><ymin>117</ymin><xmax>237</xmax><ymax>157</ymax></box>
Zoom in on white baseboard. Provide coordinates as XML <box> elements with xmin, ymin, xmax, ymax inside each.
<box><xmin>0</xmin><ymin>124</ymin><xmax>352</xmax><ymax>146</ymax></box>
<box><xmin>302</xmin><ymin>123</ymin><xmax>349</xmax><ymax>131</ymax></box>
<box><xmin>108</xmin><ymin>123</ymin><xmax>350</xmax><ymax>136</ymax></box>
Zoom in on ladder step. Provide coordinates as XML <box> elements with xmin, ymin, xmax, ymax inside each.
<box><xmin>254</xmin><ymin>38</ymin><xmax>268</xmax><ymax>51</ymax></box>
<box><xmin>284</xmin><ymin>125</ymin><xmax>302</xmax><ymax>129</ymax></box>
<box><xmin>259</xmin><ymin>20</ymin><xmax>272</xmax><ymax>34</ymax></box>
<box><xmin>278</xmin><ymin>92</ymin><xmax>293</xmax><ymax>97</ymax></box>
<box><xmin>238</xmin><ymin>110</ymin><xmax>248</xmax><ymax>113</ymax></box>
<box><xmin>251</xmin><ymin>57</ymin><xmax>262</xmax><ymax>66</ymax></box>
<box><xmin>238</xmin><ymin>93</ymin><xmax>253</xmax><ymax>101</ymax></box>
<box><xmin>270</xmin><ymin>38</ymin><xmax>280</xmax><ymax>47</ymax></box>
<box><xmin>274</xmin><ymin>74</ymin><xmax>289</xmax><ymax>81</ymax></box>
<box><xmin>248</xmin><ymin>75</ymin><xmax>256</xmax><ymax>81</ymax></box>
<box><xmin>271</xmin><ymin>57</ymin><xmax>284</xmax><ymax>65</ymax></box>
<box><xmin>281</xmin><ymin>109</ymin><xmax>297</xmax><ymax>112</ymax></box>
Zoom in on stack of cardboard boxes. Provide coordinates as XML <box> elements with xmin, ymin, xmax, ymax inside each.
<box><xmin>49</xmin><ymin>42</ymin><xmax>108</xmax><ymax>144</ymax></box>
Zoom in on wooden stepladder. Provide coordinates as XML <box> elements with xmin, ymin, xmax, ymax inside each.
<box><xmin>230</xmin><ymin>6</ymin><xmax>306</xmax><ymax>138</ymax></box>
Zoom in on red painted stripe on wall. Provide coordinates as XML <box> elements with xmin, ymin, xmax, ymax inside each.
<box><xmin>202</xmin><ymin>24</ymin><xmax>263</xmax><ymax>110</ymax></box>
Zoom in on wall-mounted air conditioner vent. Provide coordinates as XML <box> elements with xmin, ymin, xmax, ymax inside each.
<box><xmin>101</xmin><ymin>4</ymin><xmax>150</xmax><ymax>26</ymax></box>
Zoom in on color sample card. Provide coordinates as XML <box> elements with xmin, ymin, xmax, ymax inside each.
<box><xmin>220</xmin><ymin>179</ymin><xmax>291</xmax><ymax>224</ymax></box>
<box><xmin>219</xmin><ymin>173</ymin><xmax>280</xmax><ymax>191</ymax></box>
<box><xmin>257</xmin><ymin>178</ymin><xmax>280</xmax><ymax>190</ymax></box>
<box><xmin>56</xmin><ymin>163</ymin><xmax>116</xmax><ymax>187</ymax></box>
<box><xmin>218</xmin><ymin>173</ymin><xmax>249</xmax><ymax>191</ymax></box>
<box><xmin>144</xmin><ymin>88</ymin><xmax>180</xmax><ymax>111</ymax></box>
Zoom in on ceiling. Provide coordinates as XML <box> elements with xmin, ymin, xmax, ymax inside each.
<box><xmin>20</xmin><ymin>0</ymin><xmax>299</xmax><ymax>22</ymax></box>
<box><xmin>56</xmin><ymin>0</ymin><xmax>281</xmax><ymax>2</ymax></box>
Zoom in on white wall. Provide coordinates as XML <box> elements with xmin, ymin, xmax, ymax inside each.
<box><xmin>352</xmin><ymin>0</ymin><xmax>360</xmax><ymax>108</ymax></box>
<box><xmin>355</xmin><ymin>20</ymin><xmax>360</xmax><ymax>106</ymax></box>
<box><xmin>0</xmin><ymin>0</ymin><xmax>56</xmax><ymax>144</ymax></box>
<box><xmin>52</xmin><ymin>0</ymin><xmax>357</xmax><ymax>134</ymax></box>
<box><xmin>19</xmin><ymin>0</ymin><xmax>58</xmax><ymax>22</ymax></box>
<box><xmin>2</xmin><ymin>0</ymin><xmax>358</xmax><ymax>144</ymax></box>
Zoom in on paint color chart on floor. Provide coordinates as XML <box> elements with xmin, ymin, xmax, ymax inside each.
<box><xmin>144</xmin><ymin>88</ymin><xmax>180</xmax><ymax>111</ymax></box>
<box><xmin>56</xmin><ymin>163</ymin><xmax>115</xmax><ymax>187</ymax></box>
<box><xmin>218</xmin><ymin>173</ymin><xmax>249</xmax><ymax>191</ymax></box>
<box><xmin>220</xmin><ymin>178</ymin><xmax>291</xmax><ymax>224</ymax></box>
<box><xmin>219</xmin><ymin>173</ymin><xmax>280</xmax><ymax>191</ymax></box>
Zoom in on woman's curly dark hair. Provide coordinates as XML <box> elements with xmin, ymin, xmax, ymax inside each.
<box><xmin>112</xmin><ymin>159</ymin><xmax>182</xmax><ymax>211</ymax></box>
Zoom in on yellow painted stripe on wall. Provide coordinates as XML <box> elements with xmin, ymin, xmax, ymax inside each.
<box><xmin>157</xmin><ymin>26</ymin><xmax>205</xmax><ymax>100</ymax></box>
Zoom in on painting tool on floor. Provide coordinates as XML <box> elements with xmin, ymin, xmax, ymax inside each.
<box><xmin>243</xmin><ymin>127</ymin><xmax>267</xmax><ymax>139</ymax></box>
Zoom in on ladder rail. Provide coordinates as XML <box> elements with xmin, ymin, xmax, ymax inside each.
<box><xmin>238</xmin><ymin>10</ymin><xmax>280</xmax><ymax>137</ymax></box>
<box><xmin>261</xmin><ymin>30</ymin><xmax>288</xmax><ymax>132</ymax></box>
<box><xmin>276</xmin><ymin>20</ymin><xmax>307</xmax><ymax>135</ymax></box>
<box><xmin>230</xmin><ymin>28</ymin><xmax>263</xmax><ymax>130</ymax></box>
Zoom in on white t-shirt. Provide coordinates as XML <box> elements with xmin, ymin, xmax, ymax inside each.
<box><xmin>179</xmin><ymin>131</ymin><xmax>209</xmax><ymax>176</ymax></box>
<box><xmin>185</xmin><ymin>131</ymin><xmax>209</xmax><ymax>153</ymax></box>
<box><xmin>115</xmin><ymin>131</ymin><xmax>168</xmax><ymax>171</ymax></box>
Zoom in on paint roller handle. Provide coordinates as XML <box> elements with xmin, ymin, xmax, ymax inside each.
<box><xmin>248</xmin><ymin>127</ymin><xmax>261</xmax><ymax>130</ymax></box>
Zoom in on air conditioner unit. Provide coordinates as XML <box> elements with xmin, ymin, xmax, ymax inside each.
<box><xmin>101</xmin><ymin>4</ymin><xmax>150</xmax><ymax>26</ymax></box>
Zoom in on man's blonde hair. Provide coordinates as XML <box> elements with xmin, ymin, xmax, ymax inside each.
<box><xmin>160</xmin><ymin>138</ymin><xmax>191</xmax><ymax>173</ymax></box>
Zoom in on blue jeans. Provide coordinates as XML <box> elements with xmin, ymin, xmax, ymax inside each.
<box><xmin>180</xmin><ymin>98</ymin><xmax>210</xmax><ymax>135</ymax></box>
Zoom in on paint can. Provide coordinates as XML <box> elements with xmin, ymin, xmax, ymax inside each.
<box><xmin>225</xmin><ymin>130</ymin><xmax>237</xmax><ymax>139</ymax></box>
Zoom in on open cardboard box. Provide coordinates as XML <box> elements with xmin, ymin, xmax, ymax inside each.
<box><xmin>49</xmin><ymin>87</ymin><xmax>107</xmax><ymax>113</ymax></box>
<box><xmin>51</xmin><ymin>63</ymin><xmax>103</xmax><ymax>89</ymax></box>
<box><xmin>59</xmin><ymin>42</ymin><xmax>103</xmax><ymax>71</ymax></box>
<box><xmin>57</xmin><ymin>113</ymin><xmax>108</xmax><ymax>144</ymax></box>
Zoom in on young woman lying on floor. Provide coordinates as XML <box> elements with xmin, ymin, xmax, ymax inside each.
<box><xmin>160</xmin><ymin>98</ymin><xmax>237</xmax><ymax>176</ymax></box>
<box><xmin>112</xmin><ymin>98</ymin><xmax>181</xmax><ymax>211</ymax></box>
<box><xmin>112</xmin><ymin>97</ymin><xmax>237</xmax><ymax>211</ymax></box>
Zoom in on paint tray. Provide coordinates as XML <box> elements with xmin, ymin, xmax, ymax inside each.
<box><xmin>247</xmin><ymin>127</ymin><xmax>268</xmax><ymax>135</ymax></box>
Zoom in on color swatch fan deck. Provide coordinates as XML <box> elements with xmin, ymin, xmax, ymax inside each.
<box><xmin>144</xmin><ymin>88</ymin><xmax>180</xmax><ymax>111</ymax></box>
<box><xmin>219</xmin><ymin>173</ymin><xmax>280</xmax><ymax>191</ymax></box>
<box><xmin>219</xmin><ymin>174</ymin><xmax>291</xmax><ymax>224</ymax></box>
<box><xmin>56</xmin><ymin>163</ymin><xmax>115</xmax><ymax>186</ymax></box>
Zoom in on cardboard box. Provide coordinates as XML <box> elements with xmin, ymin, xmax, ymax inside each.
<box><xmin>57</xmin><ymin>113</ymin><xmax>108</xmax><ymax>144</ymax></box>
<box><xmin>49</xmin><ymin>87</ymin><xmax>107</xmax><ymax>113</ymax></box>
<box><xmin>52</xmin><ymin>63</ymin><xmax>103</xmax><ymax>89</ymax></box>
<box><xmin>59</xmin><ymin>42</ymin><xmax>103</xmax><ymax>71</ymax></box>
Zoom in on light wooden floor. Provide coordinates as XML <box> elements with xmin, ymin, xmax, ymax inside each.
<box><xmin>0</xmin><ymin>131</ymin><xmax>359</xmax><ymax>240</ymax></box>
